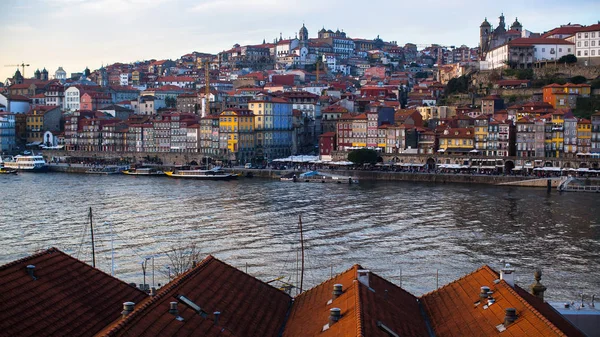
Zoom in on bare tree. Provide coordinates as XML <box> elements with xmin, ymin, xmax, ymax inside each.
<box><xmin>161</xmin><ymin>243</ymin><xmax>203</xmax><ymax>281</ymax></box>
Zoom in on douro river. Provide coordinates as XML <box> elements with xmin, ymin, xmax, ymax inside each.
<box><xmin>1</xmin><ymin>173</ymin><xmax>598</xmax><ymax>301</ymax></box>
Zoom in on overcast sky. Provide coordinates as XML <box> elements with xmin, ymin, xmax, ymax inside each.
<box><xmin>1</xmin><ymin>0</ymin><xmax>598</xmax><ymax>81</ymax></box>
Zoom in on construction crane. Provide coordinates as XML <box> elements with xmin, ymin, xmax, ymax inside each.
<box><xmin>4</xmin><ymin>62</ymin><xmax>30</xmax><ymax>78</ymax></box>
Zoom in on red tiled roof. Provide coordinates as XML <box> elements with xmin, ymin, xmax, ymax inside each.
<box><xmin>0</xmin><ymin>248</ymin><xmax>148</xmax><ymax>337</ymax></box>
<box><xmin>102</xmin><ymin>255</ymin><xmax>291</xmax><ymax>337</ymax></box>
<box><xmin>421</xmin><ymin>265</ymin><xmax>584</xmax><ymax>337</ymax></box>
<box><xmin>573</xmin><ymin>23</ymin><xmax>600</xmax><ymax>33</ymax></box>
<box><xmin>439</xmin><ymin>127</ymin><xmax>474</xmax><ymax>139</ymax></box>
<box><xmin>283</xmin><ymin>265</ymin><xmax>428</xmax><ymax>337</ymax></box>
<box><xmin>507</xmin><ymin>37</ymin><xmax>574</xmax><ymax>46</ymax></box>
<box><xmin>541</xmin><ymin>26</ymin><xmax>582</xmax><ymax>38</ymax></box>
<box><xmin>8</xmin><ymin>95</ymin><xmax>30</xmax><ymax>101</ymax></box>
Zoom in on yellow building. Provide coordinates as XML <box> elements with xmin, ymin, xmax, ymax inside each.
<box><xmin>219</xmin><ymin>109</ymin><xmax>255</xmax><ymax>163</ymax></box>
<box><xmin>577</xmin><ymin>118</ymin><xmax>592</xmax><ymax>154</ymax></box>
<box><xmin>474</xmin><ymin>115</ymin><xmax>489</xmax><ymax>153</ymax></box>
<box><xmin>543</xmin><ymin>83</ymin><xmax>592</xmax><ymax>109</ymax></box>
<box><xmin>438</xmin><ymin>128</ymin><xmax>474</xmax><ymax>154</ymax></box>
<box><xmin>351</xmin><ymin>113</ymin><xmax>367</xmax><ymax>147</ymax></box>
<box><xmin>550</xmin><ymin>110</ymin><xmax>565</xmax><ymax>157</ymax></box>
<box><xmin>26</xmin><ymin>106</ymin><xmax>62</xmax><ymax>144</ymax></box>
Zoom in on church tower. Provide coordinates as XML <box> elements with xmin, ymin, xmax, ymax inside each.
<box><xmin>510</xmin><ymin>18</ymin><xmax>522</xmax><ymax>32</ymax></box>
<box><xmin>299</xmin><ymin>23</ymin><xmax>308</xmax><ymax>42</ymax></box>
<box><xmin>480</xmin><ymin>18</ymin><xmax>491</xmax><ymax>57</ymax></box>
<box><xmin>497</xmin><ymin>13</ymin><xmax>506</xmax><ymax>32</ymax></box>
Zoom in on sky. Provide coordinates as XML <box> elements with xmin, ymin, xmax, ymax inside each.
<box><xmin>0</xmin><ymin>0</ymin><xmax>598</xmax><ymax>81</ymax></box>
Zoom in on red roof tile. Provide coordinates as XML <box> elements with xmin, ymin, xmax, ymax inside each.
<box><xmin>0</xmin><ymin>248</ymin><xmax>148</xmax><ymax>337</ymax></box>
<box><xmin>508</xmin><ymin>37</ymin><xmax>574</xmax><ymax>46</ymax></box>
<box><xmin>102</xmin><ymin>255</ymin><xmax>291</xmax><ymax>337</ymax></box>
<box><xmin>421</xmin><ymin>265</ymin><xmax>584</xmax><ymax>337</ymax></box>
<box><xmin>283</xmin><ymin>265</ymin><xmax>429</xmax><ymax>337</ymax></box>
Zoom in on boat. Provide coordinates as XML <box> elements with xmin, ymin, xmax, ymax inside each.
<box><xmin>86</xmin><ymin>166</ymin><xmax>125</xmax><ymax>175</ymax></box>
<box><xmin>281</xmin><ymin>171</ymin><xmax>358</xmax><ymax>184</ymax></box>
<box><xmin>0</xmin><ymin>167</ymin><xmax>18</xmax><ymax>175</ymax></box>
<box><xmin>2</xmin><ymin>155</ymin><xmax>48</xmax><ymax>172</ymax></box>
<box><xmin>122</xmin><ymin>167</ymin><xmax>165</xmax><ymax>176</ymax></box>
<box><xmin>164</xmin><ymin>167</ymin><xmax>238</xmax><ymax>180</ymax></box>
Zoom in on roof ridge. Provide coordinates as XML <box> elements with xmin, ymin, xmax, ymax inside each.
<box><xmin>0</xmin><ymin>247</ymin><xmax>61</xmax><ymax>271</ymax></box>
<box><xmin>293</xmin><ymin>263</ymin><xmax>361</xmax><ymax>300</ymax></box>
<box><xmin>501</xmin><ymin>281</ymin><xmax>568</xmax><ymax>337</ymax></box>
<box><xmin>354</xmin><ymin>268</ymin><xmax>365</xmax><ymax>337</ymax></box>
<box><xmin>103</xmin><ymin>255</ymin><xmax>216</xmax><ymax>336</ymax></box>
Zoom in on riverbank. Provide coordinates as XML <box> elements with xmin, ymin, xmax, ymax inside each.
<box><xmin>44</xmin><ymin>163</ymin><xmax>558</xmax><ymax>187</ymax></box>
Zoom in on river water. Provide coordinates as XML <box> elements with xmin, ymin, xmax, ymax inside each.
<box><xmin>1</xmin><ymin>172</ymin><xmax>598</xmax><ymax>301</ymax></box>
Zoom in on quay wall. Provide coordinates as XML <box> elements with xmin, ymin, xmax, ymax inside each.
<box><xmin>231</xmin><ymin>168</ymin><xmax>532</xmax><ymax>186</ymax></box>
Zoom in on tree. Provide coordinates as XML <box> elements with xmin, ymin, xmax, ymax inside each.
<box><xmin>558</xmin><ymin>54</ymin><xmax>577</xmax><ymax>64</ymax></box>
<box><xmin>591</xmin><ymin>77</ymin><xmax>600</xmax><ymax>89</ymax></box>
<box><xmin>348</xmin><ymin>149</ymin><xmax>378</xmax><ymax>165</ymax></box>
<box><xmin>161</xmin><ymin>243</ymin><xmax>203</xmax><ymax>280</ymax></box>
<box><xmin>570</xmin><ymin>75</ymin><xmax>587</xmax><ymax>84</ymax></box>
<box><xmin>415</xmin><ymin>71</ymin><xmax>429</xmax><ymax>79</ymax></box>
<box><xmin>165</xmin><ymin>96</ymin><xmax>177</xmax><ymax>108</ymax></box>
<box><xmin>516</xmin><ymin>69</ymin><xmax>534</xmax><ymax>80</ymax></box>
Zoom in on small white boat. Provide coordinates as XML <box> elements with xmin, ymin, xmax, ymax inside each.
<box><xmin>2</xmin><ymin>155</ymin><xmax>48</xmax><ymax>172</ymax></box>
<box><xmin>122</xmin><ymin>167</ymin><xmax>165</xmax><ymax>176</ymax></box>
<box><xmin>164</xmin><ymin>167</ymin><xmax>237</xmax><ymax>180</ymax></box>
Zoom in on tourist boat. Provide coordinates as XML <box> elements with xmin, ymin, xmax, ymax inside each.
<box><xmin>122</xmin><ymin>167</ymin><xmax>165</xmax><ymax>176</ymax></box>
<box><xmin>2</xmin><ymin>155</ymin><xmax>48</xmax><ymax>172</ymax></box>
<box><xmin>281</xmin><ymin>171</ymin><xmax>358</xmax><ymax>184</ymax></box>
<box><xmin>164</xmin><ymin>167</ymin><xmax>238</xmax><ymax>180</ymax></box>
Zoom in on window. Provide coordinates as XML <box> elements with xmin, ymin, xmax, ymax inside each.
<box><xmin>578</xmin><ymin>42</ymin><xmax>581</xmax><ymax>47</ymax></box>
<box><xmin>593</xmin><ymin>41</ymin><xmax>596</xmax><ymax>46</ymax></box>
<box><xmin>568</xmin><ymin>48</ymin><xmax>572</xmax><ymax>52</ymax></box>
<box><xmin>593</xmin><ymin>50</ymin><xmax>596</xmax><ymax>56</ymax></box>
<box><xmin>593</xmin><ymin>32</ymin><xmax>596</xmax><ymax>38</ymax></box>
<box><xmin>542</xmin><ymin>48</ymin><xmax>545</xmax><ymax>52</ymax></box>
<box><xmin>585</xmin><ymin>50</ymin><xmax>589</xmax><ymax>56</ymax></box>
<box><xmin>585</xmin><ymin>41</ymin><xmax>589</xmax><ymax>47</ymax></box>
<box><xmin>585</xmin><ymin>33</ymin><xmax>589</xmax><ymax>38</ymax></box>
<box><xmin>578</xmin><ymin>51</ymin><xmax>581</xmax><ymax>56</ymax></box>
<box><xmin>559</xmin><ymin>48</ymin><xmax>562</xmax><ymax>52</ymax></box>
<box><xmin>578</xmin><ymin>33</ymin><xmax>581</xmax><ymax>38</ymax></box>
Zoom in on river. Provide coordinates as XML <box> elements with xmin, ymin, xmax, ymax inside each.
<box><xmin>1</xmin><ymin>172</ymin><xmax>598</xmax><ymax>301</ymax></box>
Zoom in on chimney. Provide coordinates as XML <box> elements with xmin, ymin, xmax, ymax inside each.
<box><xmin>329</xmin><ymin>308</ymin><xmax>341</xmax><ymax>325</ymax></box>
<box><xmin>504</xmin><ymin>308</ymin><xmax>517</xmax><ymax>326</ymax></box>
<box><xmin>479</xmin><ymin>286</ymin><xmax>491</xmax><ymax>300</ymax></box>
<box><xmin>500</xmin><ymin>263</ymin><xmax>515</xmax><ymax>287</ymax></box>
<box><xmin>357</xmin><ymin>270</ymin><xmax>370</xmax><ymax>287</ymax></box>
<box><xmin>529</xmin><ymin>270</ymin><xmax>547</xmax><ymax>301</ymax></box>
<box><xmin>333</xmin><ymin>284</ymin><xmax>343</xmax><ymax>299</ymax></box>
<box><xmin>26</xmin><ymin>265</ymin><xmax>37</xmax><ymax>280</ymax></box>
<box><xmin>150</xmin><ymin>287</ymin><xmax>157</xmax><ymax>296</ymax></box>
<box><xmin>122</xmin><ymin>302</ymin><xmax>135</xmax><ymax>318</ymax></box>
<box><xmin>213</xmin><ymin>311</ymin><xmax>221</xmax><ymax>326</ymax></box>
<box><xmin>169</xmin><ymin>302</ymin><xmax>178</xmax><ymax>316</ymax></box>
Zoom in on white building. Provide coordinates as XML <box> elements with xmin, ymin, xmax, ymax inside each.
<box><xmin>64</xmin><ymin>86</ymin><xmax>82</xmax><ymax>111</ymax></box>
<box><xmin>482</xmin><ymin>38</ymin><xmax>574</xmax><ymax>70</ymax></box>
<box><xmin>573</xmin><ymin>24</ymin><xmax>600</xmax><ymax>64</ymax></box>
<box><xmin>120</xmin><ymin>73</ymin><xmax>131</xmax><ymax>86</ymax></box>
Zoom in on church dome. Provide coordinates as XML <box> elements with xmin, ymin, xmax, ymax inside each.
<box><xmin>480</xmin><ymin>18</ymin><xmax>491</xmax><ymax>27</ymax></box>
<box><xmin>511</xmin><ymin>17</ymin><xmax>522</xmax><ymax>28</ymax></box>
<box><xmin>300</xmin><ymin>24</ymin><xmax>308</xmax><ymax>35</ymax></box>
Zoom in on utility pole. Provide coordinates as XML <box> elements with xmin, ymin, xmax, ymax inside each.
<box><xmin>89</xmin><ymin>207</ymin><xmax>96</xmax><ymax>268</ymax></box>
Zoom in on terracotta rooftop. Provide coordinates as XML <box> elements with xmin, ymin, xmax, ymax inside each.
<box><xmin>421</xmin><ymin>265</ymin><xmax>585</xmax><ymax>337</ymax></box>
<box><xmin>0</xmin><ymin>248</ymin><xmax>148</xmax><ymax>337</ymax></box>
<box><xmin>101</xmin><ymin>255</ymin><xmax>291</xmax><ymax>337</ymax></box>
<box><xmin>283</xmin><ymin>265</ymin><xmax>429</xmax><ymax>337</ymax></box>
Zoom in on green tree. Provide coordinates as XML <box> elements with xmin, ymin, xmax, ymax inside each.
<box><xmin>591</xmin><ymin>77</ymin><xmax>600</xmax><ymax>89</ymax></box>
<box><xmin>516</xmin><ymin>69</ymin><xmax>534</xmax><ymax>80</ymax></box>
<box><xmin>165</xmin><ymin>96</ymin><xmax>177</xmax><ymax>108</ymax></box>
<box><xmin>570</xmin><ymin>75</ymin><xmax>587</xmax><ymax>84</ymax></box>
<box><xmin>348</xmin><ymin>149</ymin><xmax>378</xmax><ymax>165</ymax></box>
<box><xmin>415</xmin><ymin>71</ymin><xmax>429</xmax><ymax>79</ymax></box>
<box><xmin>558</xmin><ymin>54</ymin><xmax>577</xmax><ymax>64</ymax></box>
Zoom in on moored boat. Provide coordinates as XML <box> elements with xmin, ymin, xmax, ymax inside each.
<box><xmin>0</xmin><ymin>167</ymin><xmax>18</xmax><ymax>175</ymax></box>
<box><xmin>164</xmin><ymin>167</ymin><xmax>237</xmax><ymax>180</ymax></box>
<box><xmin>122</xmin><ymin>167</ymin><xmax>165</xmax><ymax>176</ymax></box>
<box><xmin>2</xmin><ymin>155</ymin><xmax>48</xmax><ymax>172</ymax></box>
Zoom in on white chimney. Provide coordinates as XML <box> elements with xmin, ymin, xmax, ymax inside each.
<box><xmin>500</xmin><ymin>263</ymin><xmax>515</xmax><ymax>287</ymax></box>
<box><xmin>357</xmin><ymin>270</ymin><xmax>370</xmax><ymax>287</ymax></box>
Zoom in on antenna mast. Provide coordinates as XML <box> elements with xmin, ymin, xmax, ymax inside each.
<box><xmin>89</xmin><ymin>207</ymin><xmax>96</xmax><ymax>268</ymax></box>
<box><xmin>299</xmin><ymin>214</ymin><xmax>305</xmax><ymax>294</ymax></box>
